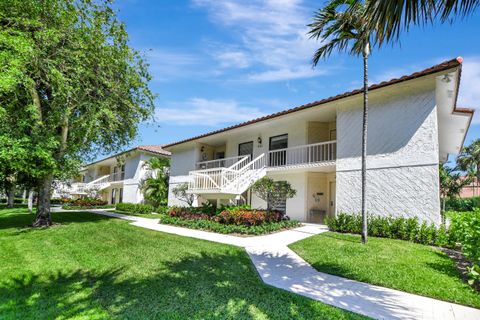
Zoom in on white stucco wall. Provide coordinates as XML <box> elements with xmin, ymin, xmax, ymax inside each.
<box><xmin>336</xmin><ymin>88</ymin><xmax>441</xmax><ymax>224</ymax></box>
<box><xmin>250</xmin><ymin>171</ymin><xmax>308</xmax><ymax>221</ymax></box>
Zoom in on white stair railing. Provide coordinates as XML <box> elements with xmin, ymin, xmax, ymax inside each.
<box><xmin>188</xmin><ymin>154</ymin><xmax>266</xmax><ymax>194</ymax></box>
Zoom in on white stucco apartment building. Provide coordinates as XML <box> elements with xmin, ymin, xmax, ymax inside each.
<box><xmin>165</xmin><ymin>58</ymin><xmax>473</xmax><ymax>225</ymax></box>
<box><xmin>58</xmin><ymin>145</ymin><xmax>170</xmax><ymax>204</ymax></box>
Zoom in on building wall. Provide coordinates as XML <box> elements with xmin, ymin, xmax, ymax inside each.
<box><xmin>336</xmin><ymin>88</ymin><xmax>441</xmax><ymax>224</ymax></box>
<box><xmin>251</xmin><ymin>171</ymin><xmax>308</xmax><ymax>221</ymax></box>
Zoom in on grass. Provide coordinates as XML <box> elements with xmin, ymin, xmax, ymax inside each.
<box><xmin>0</xmin><ymin>208</ymin><xmax>365</xmax><ymax>319</ymax></box>
<box><xmin>289</xmin><ymin>232</ymin><xmax>480</xmax><ymax>308</ymax></box>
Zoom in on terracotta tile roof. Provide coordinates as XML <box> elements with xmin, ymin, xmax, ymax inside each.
<box><xmin>84</xmin><ymin>145</ymin><xmax>170</xmax><ymax>167</ymax></box>
<box><xmin>164</xmin><ymin>57</ymin><xmax>472</xmax><ymax>149</ymax></box>
<box><xmin>137</xmin><ymin>145</ymin><xmax>171</xmax><ymax>156</ymax></box>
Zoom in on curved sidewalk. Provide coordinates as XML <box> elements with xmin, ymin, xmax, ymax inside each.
<box><xmin>89</xmin><ymin>210</ymin><xmax>480</xmax><ymax>320</ymax></box>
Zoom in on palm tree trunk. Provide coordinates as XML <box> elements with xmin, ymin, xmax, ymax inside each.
<box><xmin>361</xmin><ymin>43</ymin><xmax>369</xmax><ymax>244</ymax></box>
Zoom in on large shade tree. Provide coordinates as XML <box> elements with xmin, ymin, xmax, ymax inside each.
<box><xmin>0</xmin><ymin>0</ymin><xmax>155</xmax><ymax>226</ymax></box>
<box><xmin>309</xmin><ymin>0</ymin><xmax>376</xmax><ymax>243</ymax></box>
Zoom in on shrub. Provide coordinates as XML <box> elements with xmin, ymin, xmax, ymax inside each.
<box><xmin>62</xmin><ymin>197</ymin><xmax>107</xmax><ymax>208</ymax></box>
<box><xmin>0</xmin><ymin>198</ymin><xmax>26</xmax><ymax>204</ymax></box>
<box><xmin>326</xmin><ymin>213</ymin><xmax>438</xmax><ymax>246</ymax></box>
<box><xmin>448</xmin><ymin>210</ymin><xmax>480</xmax><ymax>262</ymax></box>
<box><xmin>214</xmin><ymin>209</ymin><xmax>286</xmax><ymax>226</ymax></box>
<box><xmin>116</xmin><ymin>203</ymin><xmax>154</xmax><ymax>214</ymax></box>
<box><xmin>155</xmin><ymin>205</ymin><xmax>169</xmax><ymax>215</ymax></box>
<box><xmin>445</xmin><ymin>196</ymin><xmax>480</xmax><ymax>212</ymax></box>
<box><xmin>159</xmin><ymin>214</ymin><xmax>300</xmax><ymax>235</ymax></box>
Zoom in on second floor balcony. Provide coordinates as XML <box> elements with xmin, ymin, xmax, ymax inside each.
<box><xmin>194</xmin><ymin>140</ymin><xmax>336</xmax><ymax>172</ymax></box>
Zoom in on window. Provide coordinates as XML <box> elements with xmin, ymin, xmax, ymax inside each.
<box><xmin>269</xmin><ymin>134</ymin><xmax>288</xmax><ymax>166</ymax></box>
<box><xmin>119</xmin><ymin>188</ymin><xmax>123</xmax><ymax>203</ymax></box>
<box><xmin>238</xmin><ymin>141</ymin><xmax>253</xmax><ymax>160</ymax></box>
<box><xmin>120</xmin><ymin>164</ymin><xmax>125</xmax><ymax>180</ymax></box>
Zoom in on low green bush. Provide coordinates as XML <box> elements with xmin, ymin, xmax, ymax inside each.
<box><xmin>0</xmin><ymin>198</ymin><xmax>26</xmax><ymax>204</ymax></box>
<box><xmin>445</xmin><ymin>196</ymin><xmax>480</xmax><ymax>212</ymax></box>
<box><xmin>62</xmin><ymin>205</ymin><xmax>115</xmax><ymax>210</ymax></box>
<box><xmin>448</xmin><ymin>210</ymin><xmax>480</xmax><ymax>285</ymax></box>
<box><xmin>159</xmin><ymin>214</ymin><xmax>300</xmax><ymax>235</ymax></box>
<box><xmin>116</xmin><ymin>203</ymin><xmax>153</xmax><ymax>214</ymax></box>
<box><xmin>326</xmin><ymin>213</ymin><xmax>444</xmax><ymax>246</ymax></box>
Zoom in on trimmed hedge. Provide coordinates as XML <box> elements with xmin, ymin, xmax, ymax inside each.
<box><xmin>159</xmin><ymin>214</ymin><xmax>300</xmax><ymax>235</ymax></box>
<box><xmin>445</xmin><ymin>196</ymin><xmax>480</xmax><ymax>212</ymax></box>
<box><xmin>326</xmin><ymin>213</ymin><xmax>445</xmax><ymax>246</ymax></box>
<box><xmin>0</xmin><ymin>198</ymin><xmax>26</xmax><ymax>204</ymax></box>
<box><xmin>62</xmin><ymin>205</ymin><xmax>115</xmax><ymax>210</ymax></box>
<box><xmin>116</xmin><ymin>203</ymin><xmax>154</xmax><ymax>214</ymax></box>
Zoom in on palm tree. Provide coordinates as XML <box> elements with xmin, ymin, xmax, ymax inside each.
<box><xmin>309</xmin><ymin>0</ymin><xmax>374</xmax><ymax>244</ymax></box>
<box><xmin>439</xmin><ymin>163</ymin><xmax>471</xmax><ymax>220</ymax></box>
<box><xmin>140</xmin><ymin>157</ymin><xmax>170</xmax><ymax>208</ymax></box>
<box><xmin>457</xmin><ymin>139</ymin><xmax>480</xmax><ymax>196</ymax></box>
<box><xmin>364</xmin><ymin>0</ymin><xmax>480</xmax><ymax>44</ymax></box>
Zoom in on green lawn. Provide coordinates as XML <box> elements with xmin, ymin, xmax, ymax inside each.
<box><xmin>289</xmin><ymin>232</ymin><xmax>480</xmax><ymax>308</ymax></box>
<box><xmin>0</xmin><ymin>208</ymin><xmax>365</xmax><ymax>319</ymax></box>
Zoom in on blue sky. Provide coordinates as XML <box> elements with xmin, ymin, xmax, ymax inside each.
<box><xmin>112</xmin><ymin>0</ymin><xmax>480</xmax><ymax>155</ymax></box>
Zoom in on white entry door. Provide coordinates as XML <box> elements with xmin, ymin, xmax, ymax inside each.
<box><xmin>329</xmin><ymin>182</ymin><xmax>336</xmax><ymax>216</ymax></box>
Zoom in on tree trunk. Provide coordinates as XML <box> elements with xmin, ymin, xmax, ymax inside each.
<box><xmin>28</xmin><ymin>190</ymin><xmax>34</xmax><ymax>214</ymax></box>
<box><xmin>361</xmin><ymin>44</ymin><xmax>370</xmax><ymax>245</ymax></box>
<box><xmin>33</xmin><ymin>175</ymin><xmax>53</xmax><ymax>227</ymax></box>
<box><xmin>7</xmin><ymin>185</ymin><xmax>15</xmax><ymax>208</ymax></box>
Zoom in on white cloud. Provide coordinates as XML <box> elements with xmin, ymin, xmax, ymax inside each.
<box><xmin>156</xmin><ymin>98</ymin><xmax>266</xmax><ymax>126</ymax></box>
<box><xmin>143</xmin><ymin>48</ymin><xmax>203</xmax><ymax>82</ymax></box>
<box><xmin>192</xmin><ymin>0</ymin><xmax>325</xmax><ymax>82</ymax></box>
<box><xmin>214</xmin><ymin>50</ymin><xmax>251</xmax><ymax>69</ymax></box>
<box><xmin>457</xmin><ymin>57</ymin><xmax>480</xmax><ymax>123</ymax></box>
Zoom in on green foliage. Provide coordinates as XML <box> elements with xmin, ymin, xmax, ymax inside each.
<box><xmin>439</xmin><ymin>164</ymin><xmax>472</xmax><ymax>213</ymax></box>
<box><xmin>0</xmin><ymin>198</ymin><xmax>26</xmax><ymax>204</ymax></box>
<box><xmin>0</xmin><ymin>0</ymin><xmax>155</xmax><ymax>222</ymax></box>
<box><xmin>116</xmin><ymin>203</ymin><xmax>153</xmax><ymax>214</ymax></box>
<box><xmin>159</xmin><ymin>215</ymin><xmax>300</xmax><ymax>235</ymax></box>
<box><xmin>448</xmin><ymin>210</ymin><xmax>480</xmax><ymax>284</ymax></box>
<box><xmin>308</xmin><ymin>0</ymin><xmax>373</xmax><ymax>64</ymax></box>
<box><xmin>445</xmin><ymin>196</ymin><xmax>480</xmax><ymax>212</ymax></box>
<box><xmin>326</xmin><ymin>213</ymin><xmax>443</xmax><ymax>246</ymax></box>
<box><xmin>251</xmin><ymin>177</ymin><xmax>296</xmax><ymax>211</ymax></box>
<box><xmin>140</xmin><ymin>157</ymin><xmax>170</xmax><ymax>208</ymax></box>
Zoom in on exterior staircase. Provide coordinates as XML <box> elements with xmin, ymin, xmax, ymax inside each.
<box><xmin>188</xmin><ymin>154</ymin><xmax>267</xmax><ymax>196</ymax></box>
<box><xmin>65</xmin><ymin>174</ymin><xmax>111</xmax><ymax>195</ymax></box>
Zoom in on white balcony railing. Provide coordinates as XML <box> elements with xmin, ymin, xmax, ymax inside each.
<box><xmin>108</xmin><ymin>171</ymin><xmax>125</xmax><ymax>182</ymax></box>
<box><xmin>268</xmin><ymin>140</ymin><xmax>336</xmax><ymax>167</ymax></box>
<box><xmin>196</xmin><ymin>155</ymin><xmax>250</xmax><ymax>170</ymax></box>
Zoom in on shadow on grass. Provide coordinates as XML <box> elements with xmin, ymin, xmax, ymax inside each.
<box><xmin>0</xmin><ymin>210</ymin><xmax>114</xmax><ymax>231</ymax></box>
<box><xmin>0</xmin><ymin>251</ymin><xmax>361</xmax><ymax>320</ymax></box>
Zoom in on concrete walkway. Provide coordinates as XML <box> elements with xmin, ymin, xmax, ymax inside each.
<box><xmin>84</xmin><ymin>210</ymin><xmax>480</xmax><ymax>320</ymax></box>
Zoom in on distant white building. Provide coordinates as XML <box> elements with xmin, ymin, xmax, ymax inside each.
<box><xmin>164</xmin><ymin>58</ymin><xmax>473</xmax><ymax>225</ymax></box>
<box><xmin>57</xmin><ymin>145</ymin><xmax>170</xmax><ymax>204</ymax></box>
